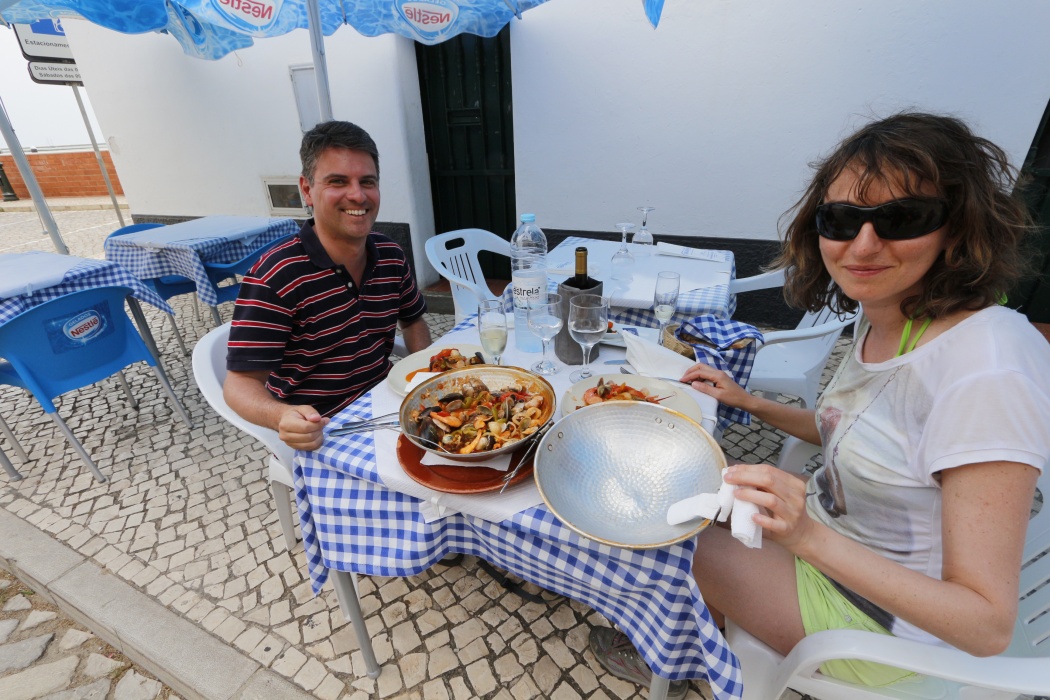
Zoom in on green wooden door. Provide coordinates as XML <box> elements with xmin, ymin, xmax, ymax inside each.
<box><xmin>1015</xmin><ymin>98</ymin><xmax>1050</xmax><ymax>323</ymax></box>
<box><xmin>416</xmin><ymin>26</ymin><xmax>515</xmax><ymax>279</ymax></box>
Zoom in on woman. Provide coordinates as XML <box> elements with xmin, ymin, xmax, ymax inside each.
<box><xmin>589</xmin><ymin>112</ymin><xmax>1050</xmax><ymax>693</ymax></box>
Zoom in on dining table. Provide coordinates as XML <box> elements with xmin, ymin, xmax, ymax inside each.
<box><xmin>103</xmin><ymin>216</ymin><xmax>300</xmax><ymax>322</ymax></box>
<box><xmin>0</xmin><ymin>251</ymin><xmax>173</xmax><ymax>357</ymax></box>
<box><xmin>292</xmin><ymin>317</ymin><xmax>743</xmax><ymax>700</ymax></box>
<box><xmin>502</xmin><ymin>237</ymin><xmax>736</xmax><ymax>328</ymax></box>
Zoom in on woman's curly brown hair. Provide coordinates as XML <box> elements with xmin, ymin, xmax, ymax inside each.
<box><xmin>772</xmin><ymin>112</ymin><xmax>1036</xmax><ymax>319</ymax></box>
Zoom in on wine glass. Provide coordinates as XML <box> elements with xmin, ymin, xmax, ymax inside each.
<box><xmin>653</xmin><ymin>271</ymin><xmax>680</xmax><ymax>339</ymax></box>
<box><xmin>611</xmin><ymin>222</ymin><xmax>635</xmax><ymax>281</ymax></box>
<box><xmin>527</xmin><ymin>293</ymin><xmax>562</xmax><ymax>375</ymax></box>
<box><xmin>568</xmin><ymin>294</ymin><xmax>609</xmax><ymax>383</ymax></box>
<box><xmin>478</xmin><ymin>299</ymin><xmax>508</xmax><ymax>366</ymax></box>
<box><xmin>634</xmin><ymin>206</ymin><xmax>655</xmax><ymax>256</ymax></box>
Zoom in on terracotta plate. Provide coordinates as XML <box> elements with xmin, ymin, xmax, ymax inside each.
<box><xmin>396</xmin><ymin>434</ymin><xmax>534</xmax><ymax>494</ymax></box>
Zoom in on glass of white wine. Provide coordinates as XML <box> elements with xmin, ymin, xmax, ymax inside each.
<box><xmin>653</xmin><ymin>271</ymin><xmax>680</xmax><ymax>339</ymax></box>
<box><xmin>527</xmin><ymin>293</ymin><xmax>562</xmax><ymax>375</ymax></box>
<box><xmin>568</xmin><ymin>294</ymin><xmax>609</xmax><ymax>383</ymax></box>
<box><xmin>478</xmin><ymin>300</ymin><xmax>508</xmax><ymax>365</ymax></box>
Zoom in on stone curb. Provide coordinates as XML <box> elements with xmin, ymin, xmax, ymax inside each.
<box><xmin>0</xmin><ymin>508</ymin><xmax>313</xmax><ymax>700</ymax></box>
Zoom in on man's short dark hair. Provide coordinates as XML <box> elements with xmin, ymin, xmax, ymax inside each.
<box><xmin>300</xmin><ymin>121</ymin><xmax>380</xmax><ymax>183</ymax></box>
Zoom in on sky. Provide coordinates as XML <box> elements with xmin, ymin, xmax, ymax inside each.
<box><xmin>0</xmin><ymin>23</ymin><xmax>104</xmax><ymax>151</ymax></box>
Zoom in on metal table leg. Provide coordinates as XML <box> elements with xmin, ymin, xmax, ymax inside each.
<box><xmin>126</xmin><ymin>298</ymin><xmax>161</xmax><ymax>360</ymax></box>
<box><xmin>648</xmin><ymin>674</ymin><xmax>670</xmax><ymax>700</ymax></box>
<box><xmin>331</xmin><ymin>570</ymin><xmax>381</xmax><ymax>679</ymax></box>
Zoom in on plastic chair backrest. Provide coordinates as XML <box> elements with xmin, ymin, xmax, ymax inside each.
<box><xmin>191</xmin><ymin>323</ymin><xmax>292</xmax><ymax>465</ymax></box>
<box><xmin>425</xmin><ymin>229</ymin><xmax>509</xmax><ymax>323</ymax></box>
<box><xmin>204</xmin><ymin>231</ymin><xmax>298</xmax><ymax>280</ymax></box>
<box><xmin>203</xmin><ymin>231</ymin><xmax>298</xmax><ymax>305</ymax></box>
<box><xmin>0</xmin><ymin>286</ymin><xmax>155</xmax><ymax>412</ymax></box>
<box><xmin>1012</xmin><ymin>462</ymin><xmax>1050</xmax><ymax>657</ymax></box>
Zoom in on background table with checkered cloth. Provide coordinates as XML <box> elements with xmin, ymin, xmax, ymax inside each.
<box><xmin>292</xmin><ymin>322</ymin><xmax>743</xmax><ymax>700</ymax></box>
<box><xmin>0</xmin><ymin>255</ymin><xmax>172</xmax><ymax>325</ymax></box>
<box><xmin>501</xmin><ymin>236</ymin><xmax>737</xmax><ymax>328</ymax></box>
<box><xmin>103</xmin><ymin>216</ymin><xmax>299</xmax><ymax>306</ymax></box>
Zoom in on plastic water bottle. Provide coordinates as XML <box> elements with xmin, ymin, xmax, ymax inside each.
<box><xmin>510</xmin><ymin>213</ymin><xmax>547</xmax><ymax>352</ymax></box>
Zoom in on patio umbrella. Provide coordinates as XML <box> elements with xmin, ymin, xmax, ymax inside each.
<box><xmin>1</xmin><ymin>0</ymin><xmax>667</xmax><ymax>119</ymax></box>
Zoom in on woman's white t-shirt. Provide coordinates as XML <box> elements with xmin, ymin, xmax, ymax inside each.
<box><xmin>806</xmin><ymin>305</ymin><xmax>1050</xmax><ymax>645</ymax></box>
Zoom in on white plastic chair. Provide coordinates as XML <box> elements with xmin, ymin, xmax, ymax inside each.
<box><xmin>191</xmin><ymin>322</ymin><xmax>385</xmax><ymax>679</ymax></box>
<box><xmin>191</xmin><ymin>323</ymin><xmax>299</xmax><ymax>552</ymax></box>
<box><xmin>726</xmin><ymin>461</ymin><xmax>1050</xmax><ymax>700</ymax></box>
<box><xmin>732</xmin><ymin>269</ymin><xmax>858</xmax><ymax>409</ymax></box>
<box><xmin>191</xmin><ymin>323</ymin><xmax>409</xmax><ymax>551</ymax></box>
<box><xmin>425</xmin><ymin>228</ymin><xmax>509</xmax><ymax>324</ymax></box>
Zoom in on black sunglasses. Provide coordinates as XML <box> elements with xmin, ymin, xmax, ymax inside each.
<box><xmin>815</xmin><ymin>198</ymin><xmax>949</xmax><ymax>241</ymax></box>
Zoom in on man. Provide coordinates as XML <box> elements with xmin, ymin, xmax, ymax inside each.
<box><xmin>224</xmin><ymin>121</ymin><xmax>432</xmax><ymax>450</ymax></box>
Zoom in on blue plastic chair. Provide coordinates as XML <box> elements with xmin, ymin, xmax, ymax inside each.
<box><xmin>0</xmin><ymin>286</ymin><xmax>193</xmax><ymax>482</ymax></box>
<box><xmin>108</xmin><ymin>223</ymin><xmax>196</xmax><ymax>355</ymax></box>
<box><xmin>0</xmin><ymin>413</ymin><xmax>26</xmax><ymax>481</ymax></box>
<box><xmin>199</xmin><ymin>230</ymin><xmax>298</xmax><ymax>319</ymax></box>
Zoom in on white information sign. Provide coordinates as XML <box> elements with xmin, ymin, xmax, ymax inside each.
<box><xmin>13</xmin><ymin>20</ymin><xmax>74</xmax><ymax>61</ymax></box>
<box><xmin>28</xmin><ymin>61</ymin><xmax>83</xmax><ymax>86</ymax></box>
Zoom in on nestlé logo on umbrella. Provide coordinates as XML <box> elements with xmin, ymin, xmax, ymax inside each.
<box><xmin>397</xmin><ymin>0</ymin><xmax>458</xmax><ymax>41</ymax></box>
<box><xmin>216</xmin><ymin>0</ymin><xmax>281</xmax><ymax>33</ymax></box>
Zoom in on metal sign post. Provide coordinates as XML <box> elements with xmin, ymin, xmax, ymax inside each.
<box><xmin>72</xmin><ymin>85</ymin><xmax>124</xmax><ymax>226</ymax></box>
<box><xmin>10</xmin><ymin>19</ymin><xmax>126</xmax><ymax>239</ymax></box>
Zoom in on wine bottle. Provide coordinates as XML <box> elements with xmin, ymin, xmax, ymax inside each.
<box><xmin>566</xmin><ymin>247</ymin><xmax>601</xmax><ymax>291</ymax></box>
<box><xmin>555</xmin><ymin>247</ymin><xmax>603</xmax><ymax>365</ymax></box>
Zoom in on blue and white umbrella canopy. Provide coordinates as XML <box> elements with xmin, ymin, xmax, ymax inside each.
<box><xmin>0</xmin><ymin>0</ymin><xmax>667</xmax><ymax>59</ymax></box>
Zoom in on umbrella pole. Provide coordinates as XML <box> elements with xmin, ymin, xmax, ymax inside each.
<box><xmin>305</xmin><ymin>0</ymin><xmax>333</xmax><ymax>122</ymax></box>
<box><xmin>0</xmin><ymin>94</ymin><xmax>69</xmax><ymax>255</ymax></box>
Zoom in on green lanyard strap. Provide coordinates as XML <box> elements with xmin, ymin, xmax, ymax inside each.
<box><xmin>896</xmin><ymin>317</ymin><xmax>932</xmax><ymax>357</ymax></box>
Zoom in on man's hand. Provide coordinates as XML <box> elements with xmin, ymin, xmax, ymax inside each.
<box><xmin>225</xmin><ymin>369</ymin><xmax>332</xmax><ymax>451</ymax></box>
<box><xmin>277</xmin><ymin>405</ymin><xmax>329</xmax><ymax>451</ymax></box>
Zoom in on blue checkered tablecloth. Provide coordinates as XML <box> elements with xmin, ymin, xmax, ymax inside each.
<box><xmin>0</xmin><ymin>255</ymin><xmax>172</xmax><ymax>325</ymax></box>
<box><xmin>502</xmin><ymin>237</ymin><xmax>736</xmax><ymax>328</ymax></box>
<box><xmin>103</xmin><ymin>216</ymin><xmax>299</xmax><ymax>306</ymax></box>
<box><xmin>676</xmin><ymin>316</ymin><xmax>764</xmax><ymax>431</ymax></box>
<box><xmin>292</xmin><ymin>322</ymin><xmax>743</xmax><ymax>699</ymax></box>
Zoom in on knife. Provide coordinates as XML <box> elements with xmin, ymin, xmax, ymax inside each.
<box><xmin>603</xmin><ymin>359</ymin><xmax>630</xmax><ymax>365</ymax></box>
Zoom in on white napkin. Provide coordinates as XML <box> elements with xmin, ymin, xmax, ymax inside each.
<box><xmin>665</xmin><ymin>468</ymin><xmax>762</xmax><ymax>548</ymax></box>
<box><xmin>655</xmin><ymin>242</ymin><xmax>725</xmax><ymax>262</ymax></box>
<box><xmin>621</xmin><ymin>331</ymin><xmax>695</xmax><ymax>380</ymax></box>
<box><xmin>420</xmin><ymin>450</ymin><xmax>512</xmax><ymax>472</ymax></box>
<box><xmin>372</xmin><ymin>429</ymin><xmax>543</xmax><ymax>523</ymax></box>
<box><xmin>405</xmin><ymin>371</ymin><xmax>440</xmax><ymax>392</ymax></box>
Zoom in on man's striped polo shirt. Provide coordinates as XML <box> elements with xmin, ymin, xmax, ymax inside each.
<box><xmin>227</xmin><ymin>220</ymin><xmax>427</xmax><ymax>417</ymax></box>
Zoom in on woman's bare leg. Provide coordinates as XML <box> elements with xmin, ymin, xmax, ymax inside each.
<box><xmin>693</xmin><ymin>524</ymin><xmax>807</xmax><ymax>655</ymax></box>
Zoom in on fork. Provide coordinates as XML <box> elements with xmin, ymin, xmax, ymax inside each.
<box><xmin>619</xmin><ymin>366</ymin><xmax>689</xmax><ymax>385</ymax></box>
<box><xmin>499</xmin><ymin>422</ymin><xmax>553</xmax><ymax>493</ymax></box>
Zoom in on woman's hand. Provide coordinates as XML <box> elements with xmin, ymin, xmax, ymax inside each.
<box><xmin>724</xmin><ymin>463</ymin><xmax>815</xmax><ymax>552</ymax></box>
<box><xmin>681</xmin><ymin>362</ymin><xmax>754</xmax><ymax>410</ymax></box>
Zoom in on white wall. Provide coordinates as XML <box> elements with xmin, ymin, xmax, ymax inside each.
<box><xmin>513</xmin><ymin>0</ymin><xmax>1050</xmax><ymax>241</ymax></box>
<box><xmin>39</xmin><ymin>0</ymin><xmax>1050</xmax><ymax>286</ymax></box>
<box><xmin>0</xmin><ymin>24</ymin><xmax>103</xmax><ymax>149</ymax></box>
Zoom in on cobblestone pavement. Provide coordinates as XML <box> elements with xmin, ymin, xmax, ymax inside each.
<box><xmin>0</xmin><ymin>206</ymin><xmax>827</xmax><ymax>700</ymax></box>
<box><xmin>0</xmin><ymin>568</ymin><xmax>177</xmax><ymax>700</ymax></box>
